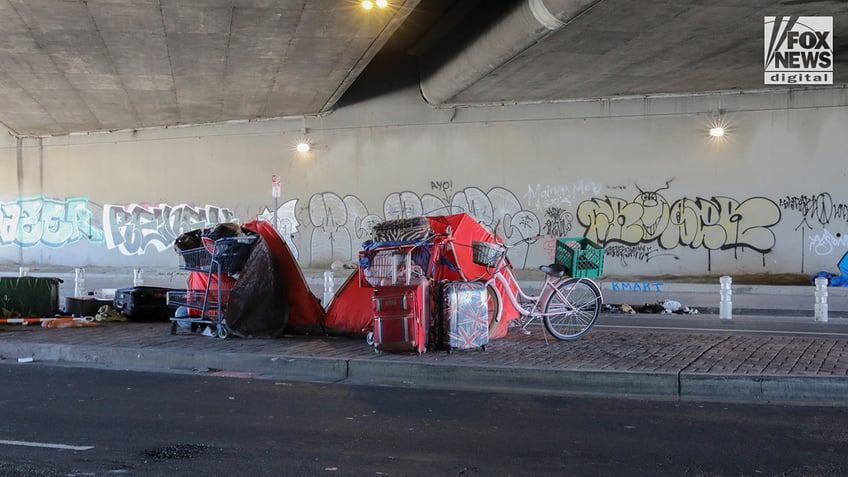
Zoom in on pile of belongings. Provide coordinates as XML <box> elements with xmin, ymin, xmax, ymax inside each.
<box><xmin>605</xmin><ymin>300</ymin><xmax>699</xmax><ymax>315</ymax></box>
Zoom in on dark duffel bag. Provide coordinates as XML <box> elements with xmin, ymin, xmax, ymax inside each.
<box><xmin>65</xmin><ymin>296</ymin><xmax>112</xmax><ymax>317</ymax></box>
<box><xmin>113</xmin><ymin>286</ymin><xmax>179</xmax><ymax>321</ymax></box>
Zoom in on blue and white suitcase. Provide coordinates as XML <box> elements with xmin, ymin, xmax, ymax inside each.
<box><xmin>439</xmin><ymin>281</ymin><xmax>488</xmax><ymax>351</ymax></box>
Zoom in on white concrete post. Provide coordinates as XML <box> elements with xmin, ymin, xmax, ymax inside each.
<box><xmin>74</xmin><ymin>268</ymin><xmax>85</xmax><ymax>297</ymax></box>
<box><xmin>18</xmin><ymin>266</ymin><xmax>29</xmax><ymax>277</ymax></box>
<box><xmin>133</xmin><ymin>268</ymin><xmax>144</xmax><ymax>286</ymax></box>
<box><xmin>719</xmin><ymin>275</ymin><xmax>732</xmax><ymax>320</ymax></box>
<box><xmin>814</xmin><ymin>277</ymin><xmax>828</xmax><ymax>323</ymax></box>
<box><xmin>323</xmin><ymin>271</ymin><xmax>335</xmax><ymax>308</ymax></box>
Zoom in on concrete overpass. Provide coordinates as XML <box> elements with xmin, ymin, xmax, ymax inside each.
<box><xmin>0</xmin><ymin>0</ymin><xmax>845</xmax><ymax>137</ymax></box>
<box><xmin>0</xmin><ymin>1</ymin><xmax>847</xmax><ymax>280</ymax></box>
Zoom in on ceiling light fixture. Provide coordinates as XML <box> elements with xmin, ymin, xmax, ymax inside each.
<box><xmin>294</xmin><ymin>126</ymin><xmax>311</xmax><ymax>153</ymax></box>
<box><xmin>707</xmin><ymin>109</ymin><xmax>728</xmax><ymax>140</ymax></box>
<box><xmin>361</xmin><ymin>0</ymin><xmax>387</xmax><ymax>9</ymax></box>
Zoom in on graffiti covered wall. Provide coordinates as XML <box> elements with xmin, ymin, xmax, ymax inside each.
<box><xmin>1</xmin><ymin>86</ymin><xmax>847</xmax><ymax>277</ymax></box>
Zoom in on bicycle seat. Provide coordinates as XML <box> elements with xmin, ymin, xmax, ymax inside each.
<box><xmin>539</xmin><ymin>264</ymin><xmax>566</xmax><ymax>278</ymax></box>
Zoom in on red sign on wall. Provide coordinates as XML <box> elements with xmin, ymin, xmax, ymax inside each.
<box><xmin>272</xmin><ymin>174</ymin><xmax>281</xmax><ymax>198</ymax></box>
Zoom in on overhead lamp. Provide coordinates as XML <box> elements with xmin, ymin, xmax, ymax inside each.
<box><xmin>361</xmin><ymin>0</ymin><xmax>387</xmax><ymax>10</ymax></box>
<box><xmin>707</xmin><ymin>109</ymin><xmax>728</xmax><ymax>140</ymax></box>
<box><xmin>293</xmin><ymin>126</ymin><xmax>311</xmax><ymax>153</ymax></box>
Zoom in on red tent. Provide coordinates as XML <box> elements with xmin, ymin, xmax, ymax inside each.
<box><xmin>323</xmin><ymin>269</ymin><xmax>374</xmax><ymax>337</ymax></box>
<box><xmin>324</xmin><ymin>213</ymin><xmax>519</xmax><ymax>339</ymax></box>
<box><xmin>229</xmin><ymin>220</ymin><xmax>326</xmax><ymax>335</ymax></box>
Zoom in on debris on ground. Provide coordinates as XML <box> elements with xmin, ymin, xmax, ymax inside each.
<box><xmin>41</xmin><ymin>318</ymin><xmax>100</xmax><ymax>328</ymax></box>
<box><xmin>604</xmin><ymin>301</ymin><xmax>699</xmax><ymax>315</ymax></box>
<box><xmin>94</xmin><ymin>304</ymin><xmax>127</xmax><ymax>322</ymax></box>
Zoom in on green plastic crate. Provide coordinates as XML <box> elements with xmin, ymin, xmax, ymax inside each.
<box><xmin>555</xmin><ymin>237</ymin><xmax>605</xmax><ymax>278</ymax></box>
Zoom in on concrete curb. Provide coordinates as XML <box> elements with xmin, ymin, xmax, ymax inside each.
<box><xmin>5</xmin><ymin>341</ymin><xmax>844</xmax><ymax>404</ymax></box>
<box><xmin>346</xmin><ymin>359</ymin><xmax>678</xmax><ymax>398</ymax></box>
<box><xmin>0</xmin><ymin>342</ymin><xmax>349</xmax><ymax>383</ymax></box>
<box><xmin>679</xmin><ymin>373</ymin><xmax>848</xmax><ymax>404</ymax></box>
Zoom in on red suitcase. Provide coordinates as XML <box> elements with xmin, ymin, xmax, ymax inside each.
<box><xmin>372</xmin><ymin>281</ymin><xmax>429</xmax><ymax>354</ymax></box>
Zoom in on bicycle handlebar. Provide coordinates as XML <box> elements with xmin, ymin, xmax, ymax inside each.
<box><xmin>496</xmin><ymin>234</ymin><xmax>544</xmax><ymax>249</ymax></box>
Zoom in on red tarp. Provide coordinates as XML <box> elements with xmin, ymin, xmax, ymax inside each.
<box><xmin>186</xmin><ymin>272</ymin><xmax>236</xmax><ymax>317</ymax></box>
<box><xmin>323</xmin><ymin>269</ymin><xmax>374</xmax><ymax>337</ymax></box>
<box><xmin>324</xmin><ymin>213</ymin><xmax>519</xmax><ymax>339</ymax></box>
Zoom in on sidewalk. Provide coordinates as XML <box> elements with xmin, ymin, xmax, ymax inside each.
<box><xmin>1</xmin><ymin>266</ymin><xmax>847</xmax><ymax>405</ymax></box>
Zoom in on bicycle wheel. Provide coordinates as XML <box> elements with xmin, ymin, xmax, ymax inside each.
<box><xmin>542</xmin><ymin>278</ymin><xmax>601</xmax><ymax>340</ymax></box>
<box><xmin>485</xmin><ymin>282</ymin><xmax>502</xmax><ymax>334</ymax></box>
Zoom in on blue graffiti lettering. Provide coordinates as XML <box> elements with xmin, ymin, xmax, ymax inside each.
<box><xmin>0</xmin><ymin>196</ymin><xmax>103</xmax><ymax>248</ymax></box>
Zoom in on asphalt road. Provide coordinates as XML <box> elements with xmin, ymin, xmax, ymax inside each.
<box><xmin>1</xmin><ymin>364</ymin><xmax>846</xmax><ymax>477</ymax></box>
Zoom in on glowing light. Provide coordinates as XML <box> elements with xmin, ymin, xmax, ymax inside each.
<box><xmin>709</xmin><ymin>127</ymin><xmax>725</xmax><ymax>137</ymax></box>
<box><xmin>362</xmin><ymin>0</ymin><xmax>387</xmax><ymax>9</ymax></box>
<box><xmin>296</xmin><ymin>142</ymin><xmax>310</xmax><ymax>153</ymax></box>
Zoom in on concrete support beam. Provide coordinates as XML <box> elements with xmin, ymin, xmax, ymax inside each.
<box><xmin>419</xmin><ymin>0</ymin><xmax>600</xmax><ymax>105</ymax></box>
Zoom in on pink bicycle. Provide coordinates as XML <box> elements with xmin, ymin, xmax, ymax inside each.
<box><xmin>471</xmin><ymin>235</ymin><xmax>603</xmax><ymax>341</ymax></box>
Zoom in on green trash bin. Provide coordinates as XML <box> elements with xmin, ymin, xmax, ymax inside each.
<box><xmin>0</xmin><ymin>277</ymin><xmax>62</xmax><ymax>317</ymax></box>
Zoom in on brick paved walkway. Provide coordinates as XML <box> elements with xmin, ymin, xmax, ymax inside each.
<box><xmin>2</xmin><ymin>321</ymin><xmax>846</xmax><ymax>378</ymax></box>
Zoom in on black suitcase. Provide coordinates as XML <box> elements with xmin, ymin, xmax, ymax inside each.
<box><xmin>113</xmin><ymin>286</ymin><xmax>178</xmax><ymax>321</ymax></box>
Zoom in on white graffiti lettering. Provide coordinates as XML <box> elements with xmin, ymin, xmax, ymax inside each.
<box><xmin>808</xmin><ymin>228</ymin><xmax>848</xmax><ymax>256</ymax></box>
<box><xmin>524</xmin><ymin>181</ymin><xmax>602</xmax><ymax>210</ymax></box>
<box><xmin>103</xmin><ymin>203</ymin><xmax>235</xmax><ymax>256</ymax></box>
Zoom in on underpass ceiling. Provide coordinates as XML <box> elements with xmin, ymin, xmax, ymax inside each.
<box><xmin>0</xmin><ymin>0</ymin><xmax>845</xmax><ymax>137</ymax></box>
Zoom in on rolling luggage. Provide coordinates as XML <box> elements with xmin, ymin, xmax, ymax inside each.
<box><xmin>113</xmin><ymin>286</ymin><xmax>178</xmax><ymax>321</ymax></box>
<box><xmin>372</xmin><ymin>280</ymin><xmax>429</xmax><ymax>354</ymax></box>
<box><xmin>437</xmin><ymin>281</ymin><xmax>488</xmax><ymax>351</ymax></box>
<box><xmin>0</xmin><ymin>277</ymin><xmax>62</xmax><ymax>317</ymax></box>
